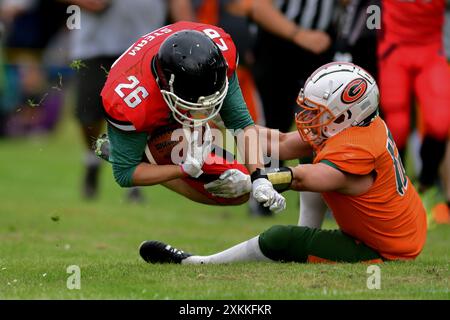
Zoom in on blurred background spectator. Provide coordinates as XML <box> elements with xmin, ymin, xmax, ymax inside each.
<box><xmin>435</xmin><ymin>4</ymin><xmax>450</xmax><ymax>224</ymax></box>
<box><xmin>0</xmin><ymin>0</ymin><xmax>67</xmax><ymax>137</ymax></box>
<box><xmin>377</xmin><ymin>0</ymin><xmax>450</xmax><ymax>224</ymax></box>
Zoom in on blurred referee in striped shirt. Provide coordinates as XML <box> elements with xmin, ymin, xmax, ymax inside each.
<box><xmin>251</xmin><ymin>0</ymin><xmax>337</xmax><ymax>134</ymax></box>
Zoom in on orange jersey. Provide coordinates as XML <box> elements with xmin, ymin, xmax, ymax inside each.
<box><xmin>314</xmin><ymin>117</ymin><xmax>427</xmax><ymax>260</ymax></box>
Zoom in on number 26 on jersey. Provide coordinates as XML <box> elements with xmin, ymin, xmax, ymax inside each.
<box><xmin>114</xmin><ymin>76</ymin><xmax>148</xmax><ymax>108</ymax></box>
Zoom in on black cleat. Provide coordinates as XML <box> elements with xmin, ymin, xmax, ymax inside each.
<box><xmin>139</xmin><ymin>240</ymin><xmax>192</xmax><ymax>264</ymax></box>
<box><xmin>94</xmin><ymin>134</ymin><xmax>111</xmax><ymax>162</ymax></box>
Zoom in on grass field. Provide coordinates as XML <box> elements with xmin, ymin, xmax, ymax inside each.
<box><xmin>0</xmin><ymin>110</ymin><xmax>449</xmax><ymax>300</ymax></box>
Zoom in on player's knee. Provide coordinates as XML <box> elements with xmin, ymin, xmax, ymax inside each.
<box><xmin>259</xmin><ymin>225</ymin><xmax>303</xmax><ymax>261</ymax></box>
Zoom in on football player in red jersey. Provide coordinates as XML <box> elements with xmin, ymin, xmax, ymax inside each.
<box><xmin>99</xmin><ymin>21</ymin><xmax>286</xmax><ymax>212</ymax></box>
<box><xmin>378</xmin><ymin>0</ymin><xmax>450</xmax><ymax>216</ymax></box>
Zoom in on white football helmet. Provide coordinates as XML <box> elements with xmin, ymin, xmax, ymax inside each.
<box><xmin>295</xmin><ymin>62</ymin><xmax>380</xmax><ymax>147</ymax></box>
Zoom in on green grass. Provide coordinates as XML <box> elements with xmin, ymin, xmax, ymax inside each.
<box><xmin>0</xmin><ymin>112</ymin><xmax>449</xmax><ymax>300</ymax></box>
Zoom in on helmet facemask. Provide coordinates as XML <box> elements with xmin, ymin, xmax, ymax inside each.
<box><xmin>295</xmin><ymin>89</ymin><xmax>334</xmax><ymax>148</ymax></box>
<box><xmin>160</xmin><ymin>73</ymin><xmax>229</xmax><ymax>127</ymax></box>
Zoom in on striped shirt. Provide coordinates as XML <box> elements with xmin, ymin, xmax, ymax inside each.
<box><xmin>273</xmin><ymin>0</ymin><xmax>336</xmax><ymax>31</ymax></box>
<box><xmin>254</xmin><ymin>0</ymin><xmax>338</xmax><ymax>68</ymax></box>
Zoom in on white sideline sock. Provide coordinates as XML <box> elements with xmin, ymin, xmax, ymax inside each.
<box><xmin>298</xmin><ymin>191</ymin><xmax>327</xmax><ymax>228</ymax></box>
<box><xmin>182</xmin><ymin>236</ymin><xmax>273</xmax><ymax>265</ymax></box>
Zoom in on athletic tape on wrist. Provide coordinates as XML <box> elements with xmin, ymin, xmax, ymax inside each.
<box><xmin>250</xmin><ymin>167</ymin><xmax>293</xmax><ymax>192</ymax></box>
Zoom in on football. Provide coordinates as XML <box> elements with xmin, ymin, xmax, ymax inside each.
<box><xmin>144</xmin><ymin>123</ymin><xmax>215</xmax><ymax>165</ymax></box>
<box><xmin>145</xmin><ymin>124</ymin><xmax>184</xmax><ymax>165</ymax></box>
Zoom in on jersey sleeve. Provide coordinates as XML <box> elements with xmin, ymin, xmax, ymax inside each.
<box><xmin>315</xmin><ymin>143</ymin><xmax>375</xmax><ymax>175</ymax></box>
<box><xmin>219</xmin><ymin>72</ymin><xmax>254</xmax><ymax>130</ymax></box>
<box><xmin>107</xmin><ymin>123</ymin><xmax>149</xmax><ymax>187</ymax></box>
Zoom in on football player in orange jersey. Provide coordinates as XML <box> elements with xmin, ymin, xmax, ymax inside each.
<box><xmin>139</xmin><ymin>62</ymin><xmax>427</xmax><ymax>264</ymax></box>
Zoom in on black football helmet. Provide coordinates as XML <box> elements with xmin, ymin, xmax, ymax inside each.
<box><xmin>152</xmin><ymin>30</ymin><xmax>229</xmax><ymax>126</ymax></box>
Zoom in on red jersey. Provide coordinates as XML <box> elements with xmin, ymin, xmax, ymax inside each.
<box><xmin>382</xmin><ymin>0</ymin><xmax>445</xmax><ymax>44</ymax></box>
<box><xmin>101</xmin><ymin>21</ymin><xmax>238</xmax><ymax>134</ymax></box>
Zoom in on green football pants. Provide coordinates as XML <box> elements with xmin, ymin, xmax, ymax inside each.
<box><xmin>259</xmin><ymin>225</ymin><xmax>383</xmax><ymax>263</ymax></box>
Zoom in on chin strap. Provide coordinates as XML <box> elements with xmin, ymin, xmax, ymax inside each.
<box><xmin>250</xmin><ymin>167</ymin><xmax>293</xmax><ymax>193</ymax></box>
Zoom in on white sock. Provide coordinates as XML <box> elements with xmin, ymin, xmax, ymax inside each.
<box><xmin>298</xmin><ymin>191</ymin><xmax>328</xmax><ymax>228</ymax></box>
<box><xmin>182</xmin><ymin>236</ymin><xmax>273</xmax><ymax>265</ymax></box>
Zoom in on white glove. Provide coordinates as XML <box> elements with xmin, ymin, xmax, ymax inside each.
<box><xmin>181</xmin><ymin>124</ymin><xmax>212</xmax><ymax>178</ymax></box>
<box><xmin>252</xmin><ymin>178</ymin><xmax>286</xmax><ymax>213</ymax></box>
<box><xmin>204</xmin><ymin>169</ymin><xmax>252</xmax><ymax>198</ymax></box>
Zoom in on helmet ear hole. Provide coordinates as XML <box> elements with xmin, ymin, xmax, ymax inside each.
<box><xmin>334</xmin><ymin>114</ymin><xmax>346</xmax><ymax>124</ymax></box>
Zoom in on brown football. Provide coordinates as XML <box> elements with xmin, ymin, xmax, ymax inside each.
<box><xmin>145</xmin><ymin>124</ymin><xmax>185</xmax><ymax>165</ymax></box>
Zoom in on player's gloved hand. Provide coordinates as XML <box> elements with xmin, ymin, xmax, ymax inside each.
<box><xmin>252</xmin><ymin>178</ymin><xmax>286</xmax><ymax>213</ymax></box>
<box><xmin>204</xmin><ymin>169</ymin><xmax>252</xmax><ymax>198</ymax></box>
<box><xmin>181</xmin><ymin>123</ymin><xmax>212</xmax><ymax>178</ymax></box>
